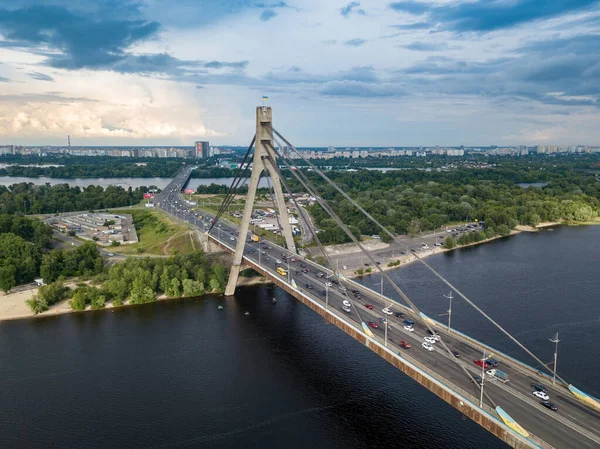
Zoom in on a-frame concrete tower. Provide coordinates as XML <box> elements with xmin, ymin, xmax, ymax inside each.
<box><xmin>224</xmin><ymin>106</ymin><xmax>296</xmax><ymax>296</ymax></box>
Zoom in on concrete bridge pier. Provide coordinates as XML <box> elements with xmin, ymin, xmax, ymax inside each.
<box><xmin>198</xmin><ymin>231</ymin><xmax>221</xmax><ymax>254</ymax></box>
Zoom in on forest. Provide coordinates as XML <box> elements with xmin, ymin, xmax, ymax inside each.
<box><xmin>0</xmin><ymin>183</ymin><xmax>148</xmax><ymax>215</ymax></box>
<box><xmin>301</xmin><ymin>167</ymin><xmax>600</xmax><ymax>244</ymax></box>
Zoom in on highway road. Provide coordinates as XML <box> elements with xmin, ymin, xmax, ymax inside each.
<box><xmin>157</xmin><ymin>169</ymin><xmax>600</xmax><ymax>449</ymax></box>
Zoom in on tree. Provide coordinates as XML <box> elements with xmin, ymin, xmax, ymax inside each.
<box><xmin>182</xmin><ymin>279</ymin><xmax>204</xmax><ymax>297</ymax></box>
<box><xmin>407</xmin><ymin>219</ymin><xmax>421</xmax><ymax>238</ymax></box>
<box><xmin>444</xmin><ymin>236</ymin><xmax>456</xmax><ymax>249</ymax></box>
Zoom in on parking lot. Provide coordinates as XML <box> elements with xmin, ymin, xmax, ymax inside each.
<box><xmin>49</xmin><ymin>213</ymin><xmax>138</xmax><ymax>246</ymax></box>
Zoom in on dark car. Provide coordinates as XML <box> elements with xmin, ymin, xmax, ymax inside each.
<box><xmin>305</xmin><ymin>284</ymin><xmax>314</xmax><ymax>289</ymax></box>
<box><xmin>394</xmin><ymin>311</ymin><xmax>405</xmax><ymax>318</ymax></box>
<box><xmin>541</xmin><ymin>401</ymin><xmax>558</xmax><ymax>412</ymax></box>
<box><xmin>471</xmin><ymin>376</ymin><xmax>483</xmax><ymax>386</ymax></box>
<box><xmin>427</xmin><ymin>329</ymin><xmax>440</xmax><ymax>336</ymax></box>
<box><xmin>351</xmin><ymin>289</ymin><xmax>359</xmax><ymax>294</ymax></box>
<box><xmin>486</xmin><ymin>359</ymin><xmax>499</xmax><ymax>367</ymax></box>
<box><xmin>531</xmin><ymin>383</ymin><xmax>548</xmax><ymax>394</ymax></box>
<box><xmin>320</xmin><ymin>290</ymin><xmax>326</xmax><ymax>296</ymax></box>
<box><xmin>451</xmin><ymin>350</ymin><xmax>460</xmax><ymax>358</ymax></box>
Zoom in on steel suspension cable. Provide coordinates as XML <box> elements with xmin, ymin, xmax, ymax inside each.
<box><xmin>273</xmin><ymin>142</ymin><xmax>496</xmax><ymax>406</ymax></box>
<box><xmin>272</xmin><ymin>126</ymin><xmax>565</xmax><ymax>385</ymax></box>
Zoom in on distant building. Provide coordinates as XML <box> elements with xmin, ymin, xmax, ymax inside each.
<box><xmin>195</xmin><ymin>141</ymin><xmax>210</xmax><ymax>158</ymax></box>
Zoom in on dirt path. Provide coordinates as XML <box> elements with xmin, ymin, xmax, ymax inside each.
<box><xmin>162</xmin><ymin>232</ymin><xmax>180</xmax><ymax>255</ymax></box>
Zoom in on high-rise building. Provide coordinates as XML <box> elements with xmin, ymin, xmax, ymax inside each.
<box><xmin>195</xmin><ymin>141</ymin><xmax>210</xmax><ymax>158</ymax></box>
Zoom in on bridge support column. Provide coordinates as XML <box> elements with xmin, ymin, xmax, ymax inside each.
<box><xmin>225</xmin><ymin>106</ymin><xmax>296</xmax><ymax>296</ymax></box>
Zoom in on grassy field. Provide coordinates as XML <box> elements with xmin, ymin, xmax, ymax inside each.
<box><xmin>106</xmin><ymin>207</ymin><xmax>200</xmax><ymax>256</ymax></box>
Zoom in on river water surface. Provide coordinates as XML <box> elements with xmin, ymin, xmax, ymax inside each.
<box><xmin>1</xmin><ymin>225</ymin><xmax>598</xmax><ymax>449</ymax></box>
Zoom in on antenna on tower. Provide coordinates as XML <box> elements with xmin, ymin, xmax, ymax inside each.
<box><xmin>68</xmin><ymin>135</ymin><xmax>71</xmax><ymax>148</ymax></box>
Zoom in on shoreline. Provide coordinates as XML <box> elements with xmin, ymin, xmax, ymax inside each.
<box><xmin>342</xmin><ymin>221</ymin><xmax>570</xmax><ymax>279</ymax></box>
<box><xmin>0</xmin><ymin>275</ymin><xmax>270</xmax><ymax>323</ymax></box>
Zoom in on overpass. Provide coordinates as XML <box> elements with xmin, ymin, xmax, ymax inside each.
<box><xmin>157</xmin><ymin>108</ymin><xmax>600</xmax><ymax>449</ymax></box>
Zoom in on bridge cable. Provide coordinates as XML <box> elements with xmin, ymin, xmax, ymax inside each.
<box><xmin>208</xmin><ymin>135</ymin><xmax>256</xmax><ymax>233</ymax></box>
<box><xmin>270</xmin><ymin>139</ymin><xmax>497</xmax><ymax>406</ymax></box>
<box><xmin>272</xmin><ymin>126</ymin><xmax>567</xmax><ymax>386</ymax></box>
<box><xmin>265</xmin><ymin>141</ymin><xmax>371</xmax><ymax>326</ymax></box>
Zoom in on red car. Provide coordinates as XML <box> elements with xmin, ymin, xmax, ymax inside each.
<box><xmin>474</xmin><ymin>359</ymin><xmax>491</xmax><ymax>369</ymax></box>
<box><xmin>364</xmin><ymin>304</ymin><xmax>374</xmax><ymax>310</ymax></box>
<box><xmin>291</xmin><ymin>258</ymin><xmax>296</xmax><ymax>262</ymax></box>
<box><xmin>368</xmin><ymin>321</ymin><xmax>378</xmax><ymax>329</ymax></box>
<box><xmin>400</xmin><ymin>340</ymin><xmax>411</xmax><ymax>349</ymax></box>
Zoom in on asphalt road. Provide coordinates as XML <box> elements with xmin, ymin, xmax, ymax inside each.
<box><xmin>157</xmin><ymin>170</ymin><xmax>600</xmax><ymax>449</ymax></box>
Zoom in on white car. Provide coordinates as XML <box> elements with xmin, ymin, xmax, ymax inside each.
<box><xmin>326</xmin><ymin>282</ymin><xmax>333</xmax><ymax>287</ymax></box>
<box><xmin>422</xmin><ymin>342</ymin><xmax>434</xmax><ymax>351</ymax></box>
<box><xmin>230</xmin><ymin>236</ymin><xmax>235</xmax><ymax>241</ymax></box>
<box><xmin>533</xmin><ymin>391</ymin><xmax>550</xmax><ymax>401</ymax></box>
<box><xmin>404</xmin><ymin>325</ymin><xmax>415</xmax><ymax>332</ymax></box>
<box><xmin>107</xmin><ymin>253</ymin><xmax>114</xmax><ymax>257</ymax></box>
<box><xmin>342</xmin><ymin>305</ymin><xmax>351</xmax><ymax>313</ymax></box>
<box><xmin>342</xmin><ymin>300</ymin><xmax>351</xmax><ymax>307</ymax></box>
<box><xmin>424</xmin><ymin>336</ymin><xmax>437</xmax><ymax>344</ymax></box>
<box><xmin>382</xmin><ymin>308</ymin><xmax>393</xmax><ymax>315</ymax></box>
<box><xmin>275</xmin><ymin>259</ymin><xmax>282</xmax><ymax>264</ymax></box>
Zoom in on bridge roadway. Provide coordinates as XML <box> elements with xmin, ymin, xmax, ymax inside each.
<box><xmin>157</xmin><ymin>172</ymin><xmax>600</xmax><ymax>449</ymax></box>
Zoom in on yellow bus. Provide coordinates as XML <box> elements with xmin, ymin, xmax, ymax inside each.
<box><xmin>277</xmin><ymin>267</ymin><xmax>287</xmax><ymax>276</ymax></box>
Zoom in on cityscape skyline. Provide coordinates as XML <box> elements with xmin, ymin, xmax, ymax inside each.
<box><xmin>0</xmin><ymin>1</ymin><xmax>599</xmax><ymax>146</ymax></box>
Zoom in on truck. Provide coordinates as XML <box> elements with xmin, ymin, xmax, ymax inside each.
<box><xmin>251</xmin><ymin>235</ymin><xmax>260</xmax><ymax>242</ymax></box>
<box><xmin>486</xmin><ymin>369</ymin><xmax>509</xmax><ymax>383</ymax></box>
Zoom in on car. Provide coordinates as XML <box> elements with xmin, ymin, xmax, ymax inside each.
<box><xmin>382</xmin><ymin>308</ymin><xmax>393</xmax><ymax>315</ymax></box>
<box><xmin>305</xmin><ymin>267</ymin><xmax>311</xmax><ymax>273</ymax></box>
<box><xmin>275</xmin><ymin>259</ymin><xmax>282</xmax><ymax>264</ymax></box>
<box><xmin>230</xmin><ymin>236</ymin><xmax>235</xmax><ymax>241</ymax></box>
<box><xmin>342</xmin><ymin>305</ymin><xmax>351</xmax><ymax>313</ymax></box>
<box><xmin>325</xmin><ymin>282</ymin><xmax>333</xmax><ymax>287</ymax></box>
<box><xmin>471</xmin><ymin>376</ymin><xmax>483</xmax><ymax>386</ymax></box>
<box><xmin>474</xmin><ymin>359</ymin><xmax>491</xmax><ymax>369</ymax></box>
<box><xmin>291</xmin><ymin>258</ymin><xmax>296</xmax><ymax>262</ymax></box>
<box><xmin>394</xmin><ymin>311</ymin><xmax>405</xmax><ymax>318</ymax></box>
<box><xmin>305</xmin><ymin>284</ymin><xmax>314</xmax><ymax>290</ymax></box>
<box><xmin>404</xmin><ymin>325</ymin><xmax>415</xmax><ymax>332</ymax></box>
<box><xmin>107</xmin><ymin>253</ymin><xmax>114</xmax><ymax>257</ymax></box>
<box><xmin>451</xmin><ymin>350</ymin><xmax>460</xmax><ymax>358</ymax></box>
<box><xmin>300</xmin><ymin>263</ymin><xmax>305</xmax><ymax>268</ymax></box>
<box><xmin>424</xmin><ymin>336</ymin><xmax>437</xmax><ymax>344</ymax></box>
<box><xmin>400</xmin><ymin>340</ymin><xmax>411</xmax><ymax>349</ymax></box>
<box><xmin>486</xmin><ymin>359</ymin><xmax>499</xmax><ymax>367</ymax></box>
<box><xmin>317</xmin><ymin>272</ymin><xmax>324</xmax><ymax>277</ymax></box>
<box><xmin>320</xmin><ymin>290</ymin><xmax>326</xmax><ymax>296</ymax></box>
<box><xmin>351</xmin><ymin>289</ymin><xmax>359</xmax><ymax>294</ymax></box>
<box><xmin>541</xmin><ymin>401</ymin><xmax>558</xmax><ymax>412</ymax></box>
<box><xmin>531</xmin><ymin>383</ymin><xmax>548</xmax><ymax>394</ymax></box>
<box><xmin>342</xmin><ymin>300</ymin><xmax>351</xmax><ymax>307</ymax></box>
<box><xmin>426</xmin><ymin>329</ymin><xmax>440</xmax><ymax>336</ymax></box>
<box><xmin>533</xmin><ymin>391</ymin><xmax>550</xmax><ymax>401</ymax></box>
<box><xmin>422</xmin><ymin>342</ymin><xmax>434</xmax><ymax>351</ymax></box>
<box><xmin>364</xmin><ymin>304</ymin><xmax>374</xmax><ymax>310</ymax></box>
<box><xmin>339</xmin><ymin>285</ymin><xmax>347</xmax><ymax>291</ymax></box>
<box><xmin>368</xmin><ymin>321</ymin><xmax>378</xmax><ymax>329</ymax></box>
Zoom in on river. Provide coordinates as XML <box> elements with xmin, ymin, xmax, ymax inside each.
<box><xmin>0</xmin><ymin>226</ymin><xmax>598</xmax><ymax>448</ymax></box>
<box><xmin>0</xmin><ymin>176</ymin><xmax>270</xmax><ymax>190</ymax></box>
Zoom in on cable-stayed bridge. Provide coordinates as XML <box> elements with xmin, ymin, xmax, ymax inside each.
<box><xmin>156</xmin><ymin>107</ymin><xmax>600</xmax><ymax>449</ymax></box>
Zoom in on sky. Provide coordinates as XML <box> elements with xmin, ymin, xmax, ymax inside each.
<box><xmin>0</xmin><ymin>0</ymin><xmax>599</xmax><ymax>147</ymax></box>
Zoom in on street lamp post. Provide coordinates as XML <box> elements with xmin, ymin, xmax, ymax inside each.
<box><xmin>550</xmin><ymin>333</ymin><xmax>560</xmax><ymax>386</ymax></box>
<box><xmin>325</xmin><ymin>284</ymin><xmax>329</xmax><ymax>309</ymax></box>
<box><xmin>444</xmin><ymin>291</ymin><xmax>453</xmax><ymax>333</ymax></box>
<box><xmin>384</xmin><ymin>318</ymin><xmax>388</xmax><ymax>347</ymax></box>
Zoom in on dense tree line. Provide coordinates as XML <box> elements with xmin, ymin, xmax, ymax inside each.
<box><xmin>300</xmin><ymin>168</ymin><xmax>600</xmax><ymax>244</ymax></box>
<box><xmin>0</xmin><ymin>183</ymin><xmax>147</xmax><ymax>215</ymax></box>
<box><xmin>26</xmin><ymin>280</ymin><xmax>70</xmax><ymax>314</ymax></box>
<box><xmin>0</xmin><ymin>215</ymin><xmax>54</xmax><ymax>292</ymax></box>
<box><xmin>40</xmin><ymin>242</ymin><xmax>104</xmax><ymax>284</ymax></box>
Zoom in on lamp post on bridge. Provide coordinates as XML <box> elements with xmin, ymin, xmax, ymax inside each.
<box><xmin>325</xmin><ymin>283</ymin><xmax>329</xmax><ymax>309</ymax></box>
<box><xmin>384</xmin><ymin>317</ymin><xmax>388</xmax><ymax>347</ymax></box>
<box><xmin>444</xmin><ymin>291</ymin><xmax>453</xmax><ymax>333</ymax></box>
<box><xmin>550</xmin><ymin>333</ymin><xmax>560</xmax><ymax>386</ymax></box>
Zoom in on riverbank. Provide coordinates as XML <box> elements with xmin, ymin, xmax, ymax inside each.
<box><xmin>342</xmin><ymin>221</ymin><xmax>570</xmax><ymax>279</ymax></box>
<box><xmin>0</xmin><ymin>275</ymin><xmax>270</xmax><ymax>322</ymax></box>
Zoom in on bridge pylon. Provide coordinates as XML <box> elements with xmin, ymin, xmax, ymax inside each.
<box><xmin>225</xmin><ymin>106</ymin><xmax>296</xmax><ymax>296</ymax></box>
